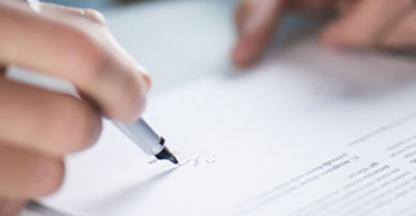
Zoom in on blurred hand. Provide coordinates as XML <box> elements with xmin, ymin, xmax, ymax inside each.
<box><xmin>0</xmin><ymin>1</ymin><xmax>150</xmax><ymax>215</ymax></box>
<box><xmin>232</xmin><ymin>0</ymin><xmax>416</xmax><ymax>67</ymax></box>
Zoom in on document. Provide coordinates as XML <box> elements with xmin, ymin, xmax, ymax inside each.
<box><xmin>42</xmin><ymin>39</ymin><xmax>416</xmax><ymax>216</ymax></box>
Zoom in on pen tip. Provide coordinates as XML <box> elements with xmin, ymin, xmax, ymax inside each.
<box><xmin>155</xmin><ymin>147</ymin><xmax>179</xmax><ymax>165</ymax></box>
<box><xmin>169</xmin><ymin>155</ymin><xmax>179</xmax><ymax>165</ymax></box>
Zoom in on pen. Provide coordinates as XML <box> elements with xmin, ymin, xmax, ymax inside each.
<box><xmin>23</xmin><ymin>0</ymin><xmax>178</xmax><ymax>165</ymax></box>
<box><xmin>114</xmin><ymin>119</ymin><xmax>179</xmax><ymax>164</ymax></box>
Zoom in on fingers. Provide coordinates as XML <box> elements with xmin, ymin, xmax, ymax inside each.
<box><xmin>321</xmin><ymin>0</ymin><xmax>414</xmax><ymax>48</ymax></box>
<box><xmin>378</xmin><ymin>7</ymin><xmax>416</xmax><ymax>49</ymax></box>
<box><xmin>233</xmin><ymin>0</ymin><xmax>288</xmax><ymax>67</ymax></box>
<box><xmin>0</xmin><ymin>1</ymin><xmax>150</xmax><ymax>123</ymax></box>
<box><xmin>0</xmin><ymin>144</ymin><xmax>64</xmax><ymax>198</ymax></box>
<box><xmin>39</xmin><ymin>3</ymin><xmax>107</xmax><ymax>25</ymax></box>
<box><xmin>0</xmin><ymin>198</ymin><xmax>26</xmax><ymax>216</ymax></box>
<box><xmin>235</xmin><ymin>0</ymin><xmax>253</xmax><ymax>35</ymax></box>
<box><xmin>0</xmin><ymin>79</ymin><xmax>101</xmax><ymax>157</ymax></box>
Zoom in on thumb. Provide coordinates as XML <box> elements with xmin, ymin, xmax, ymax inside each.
<box><xmin>232</xmin><ymin>0</ymin><xmax>288</xmax><ymax>67</ymax></box>
<box><xmin>320</xmin><ymin>0</ymin><xmax>411</xmax><ymax>49</ymax></box>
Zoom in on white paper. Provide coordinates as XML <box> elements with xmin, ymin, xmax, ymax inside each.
<box><xmin>43</xmin><ymin>39</ymin><xmax>416</xmax><ymax>216</ymax></box>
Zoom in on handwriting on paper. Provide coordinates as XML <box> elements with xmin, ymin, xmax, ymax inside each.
<box><xmin>148</xmin><ymin>151</ymin><xmax>216</xmax><ymax>167</ymax></box>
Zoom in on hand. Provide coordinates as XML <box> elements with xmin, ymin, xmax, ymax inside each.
<box><xmin>0</xmin><ymin>1</ymin><xmax>150</xmax><ymax>215</ymax></box>
<box><xmin>232</xmin><ymin>0</ymin><xmax>416</xmax><ymax>67</ymax></box>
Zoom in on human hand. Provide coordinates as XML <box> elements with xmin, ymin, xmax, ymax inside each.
<box><xmin>232</xmin><ymin>0</ymin><xmax>416</xmax><ymax>67</ymax></box>
<box><xmin>0</xmin><ymin>1</ymin><xmax>150</xmax><ymax>215</ymax></box>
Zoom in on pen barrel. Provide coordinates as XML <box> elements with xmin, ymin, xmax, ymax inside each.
<box><xmin>114</xmin><ymin>119</ymin><xmax>164</xmax><ymax>155</ymax></box>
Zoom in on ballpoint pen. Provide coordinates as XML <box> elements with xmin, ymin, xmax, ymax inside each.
<box><xmin>114</xmin><ymin>120</ymin><xmax>178</xmax><ymax>164</ymax></box>
<box><xmin>23</xmin><ymin>0</ymin><xmax>179</xmax><ymax>165</ymax></box>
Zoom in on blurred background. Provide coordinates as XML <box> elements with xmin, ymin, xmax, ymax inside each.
<box><xmin>42</xmin><ymin>0</ymin><xmax>196</xmax><ymax>9</ymax></box>
<box><xmin>37</xmin><ymin>0</ymin><xmax>316</xmax><ymax>96</ymax></box>
<box><xmin>35</xmin><ymin>0</ymin><xmax>239</xmax><ymax>96</ymax></box>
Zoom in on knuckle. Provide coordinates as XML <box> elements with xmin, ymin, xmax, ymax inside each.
<box><xmin>82</xmin><ymin>8</ymin><xmax>107</xmax><ymax>26</ymax></box>
<box><xmin>48</xmin><ymin>97</ymin><xmax>101</xmax><ymax>155</ymax></box>
<box><xmin>29</xmin><ymin>159</ymin><xmax>64</xmax><ymax>197</ymax></box>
